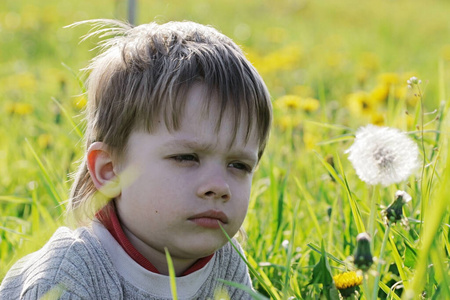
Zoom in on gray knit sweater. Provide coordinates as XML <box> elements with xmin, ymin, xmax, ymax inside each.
<box><xmin>0</xmin><ymin>222</ymin><xmax>253</xmax><ymax>299</ymax></box>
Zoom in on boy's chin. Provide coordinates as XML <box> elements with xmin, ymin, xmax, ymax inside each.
<box><xmin>171</xmin><ymin>236</ymin><xmax>228</xmax><ymax>259</ymax></box>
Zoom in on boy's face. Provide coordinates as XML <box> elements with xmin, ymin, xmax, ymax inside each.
<box><xmin>115</xmin><ymin>83</ymin><xmax>259</xmax><ymax>267</ymax></box>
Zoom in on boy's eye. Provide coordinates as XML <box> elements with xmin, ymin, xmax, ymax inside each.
<box><xmin>171</xmin><ymin>154</ymin><xmax>198</xmax><ymax>162</ymax></box>
<box><xmin>228</xmin><ymin>162</ymin><xmax>252</xmax><ymax>173</ymax></box>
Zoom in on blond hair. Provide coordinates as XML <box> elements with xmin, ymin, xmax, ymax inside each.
<box><xmin>68</xmin><ymin>19</ymin><xmax>272</xmax><ymax>224</ymax></box>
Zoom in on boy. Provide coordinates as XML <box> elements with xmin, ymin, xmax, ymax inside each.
<box><xmin>0</xmin><ymin>19</ymin><xmax>272</xmax><ymax>299</ymax></box>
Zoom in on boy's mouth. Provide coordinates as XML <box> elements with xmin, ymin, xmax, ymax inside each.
<box><xmin>188</xmin><ymin>210</ymin><xmax>229</xmax><ymax>229</ymax></box>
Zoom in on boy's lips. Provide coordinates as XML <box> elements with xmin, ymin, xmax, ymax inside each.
<box><xmin>188</xmin><ymin>210</ymin><xmax>229</xmax><ymax>228</ymax></box>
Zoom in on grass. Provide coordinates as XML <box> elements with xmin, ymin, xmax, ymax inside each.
<box><xmin>1</xmin><ymin>0</ymin><xmax>450</xmax><ymax>298</ymax></box>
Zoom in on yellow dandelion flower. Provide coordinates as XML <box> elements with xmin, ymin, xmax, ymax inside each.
<box><xmin>301</xmin><ymin>97</ymin><xmax>320</xmax><ymax>113</ymax></box>
<box><xmin>377</xmin><ymin>72</ymin><xmax>400</xmax><ymax>86</ymax></box>
<box><xmin>14</xmin><ymin>103</ymin><xmax>34</xmax><ymax>115</ymax></box>
<box><xmin>260</xmin><ymin>44</ymin><xmax>302</xmax><ymax>74</ymax></box>
<box><xmin>73</xmin><ymin>96</ymin><xmax>87</xmax><ymax>109</ymax></box>
<box><xmin>275</xmin><ymin>95</ymin><xmax>303</xmax><ymax>110</ymax></box>
<box><xmin>333</xmin><ymin>271</ymin><xmax>362</xmax><ymax>298</ymax></box>
<box><xmin>370</xmin><ymin>111</ymin><xmax>385</xmax><ymax>126</ymax></box>
<box><xmin>38</xmin><ymin>134</ymin><xmax>53</xmax><ymax>149</ymax></box>
<box><xmin>394</xmin><ymin>86</ymin><xmax>408</xmax><ymax>100</ymax></box>
<box><xmin>346</xmin><ymin>91</ymin><xmax>376</xmax><ymax>116</ymax></box>
<box><xmin>370</xmin><ymin>85</ymin><xmax>389</xmax><ymax>103</ymax></box>
<box><xmin>275</xmin><ymin>114</ymin><xmax>301</xmax><ymax>130</ymax></box>
<box><xmin>303</xmin><ymin>130</ymin><xmax>318</xmax><ymax>150</ymax></box>
<box><xmin>333</xmin><ymin>271</ymin><xmax>362</xmax><ymax>289</ymax></box>
<box><xmin>275</xmin><ymin>95</ymin><xmax>319</xmax><ymax>113</ymax></box>
<box><xmin>16</xmin><ymin>72</ymin><xmax>37</xmax><ymax>91</ymax></box>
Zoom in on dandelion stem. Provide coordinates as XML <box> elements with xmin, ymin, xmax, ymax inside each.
<box><xmin>368</xmin><ymin>185</ymin><xmax>379</xmax><ymax>250</ymax></box>
<box><xmin>363</xmin><ymin>273</ymin><xmax>370</xmax><ymax>300</ymax></box>
<box><xmin>417</xmin><ymin>85</ymin><xmax>426</xmax><ymax>241</ymax></box>
<box><xmin>372</xmin><ymin>223</ymin><xmax>391</xmax><ymax>300</ymax></box>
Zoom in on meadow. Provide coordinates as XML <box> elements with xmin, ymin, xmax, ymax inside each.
<box><xmin>1</xmin><ymin>0</ymin><xmax>450</xmax><ymax>298</ymax></box>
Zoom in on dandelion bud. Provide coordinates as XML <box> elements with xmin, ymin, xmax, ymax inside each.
<box><xmin>353</xmin><ymin>233</ymin><xmax>373</xmax><ymax>272</ymax></box>
<box><xmin>381</xmin><ymin>190</ymin><xmax>411</xmax><ymax>226</ymax></box>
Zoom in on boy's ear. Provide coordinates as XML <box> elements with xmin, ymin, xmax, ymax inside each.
<box><xmin>87</xmin><ymin>142</ymin><xmax>121</xmax><ymax>198</ymax></box>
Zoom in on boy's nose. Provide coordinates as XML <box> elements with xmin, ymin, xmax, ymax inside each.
<box><xmin>197</xmin><ymin>169</ymin><xmax>231</xmax><ymax>202</ymax></box>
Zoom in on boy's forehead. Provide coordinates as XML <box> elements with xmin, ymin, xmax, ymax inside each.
<box><xmin>181</xmin><ymin>84</ymin><xmax>255</xmax><ymax>130</ymax></box>
<box><xmin>155</xmin><ymin>83</ymin><xmax>257</xmax><ymax>146</ymax></box>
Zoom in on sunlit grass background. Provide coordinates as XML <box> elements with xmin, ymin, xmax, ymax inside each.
<box><xmin>1</xmin><ymin>0</ymin><xmax>450</xmax><ymax>298</ymax></box>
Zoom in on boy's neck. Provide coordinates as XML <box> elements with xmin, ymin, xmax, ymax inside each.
<box><xmin>121</xmin><ymin>224</ymin><xmax>196</xmax><ymax>276</ymax></box>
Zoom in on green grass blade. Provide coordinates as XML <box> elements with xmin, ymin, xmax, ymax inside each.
<box><xmin>164</xmin><ymin>248</ymin><xmax>178</xmax><ymax>300</ymax></box>
<box><xmin>327</xmin><ymin>196</ymin><xmax>339</xmax><ymax>252</ymax></box>
<box><xmin>430</xmin><ymin>247</ymin><xmax>450</xmax><ymax>297</ymax></box>
<box><xmin>282</xmin><ymin>199</ymin><xmax>299</xmax><ymax>297</ymax></box>
<box><xmin>25</xmin><ymin>139</ymin><xmax>63</xmax><ymax>207</ymax></box>
<box><xmin>219</xmin><ymin>279</ymin><xmax>270</xmax><ymax>300</ymax></box>
<box><xmin>316</xmin><ymin>134</ymin><xmax>354</xmax><ymax>146</ymax></box>
<box><xmin>313</xmin><ymin>151</ymin><xmax>345</xmax><ymax>187</ymax></box>
<box><xmin>406</xmin><ymin>146</ymin><xmax>450</xmax><ymax>298</ymax></box>
<box><xmin>388</xmin><ymin>235</ymin><xmax>408</xmax><ymax>290</ymax></box>
<box><xmin>306</xmin><ymin>243</ymin><xmax>346</xmax><ymax>266</ymax></box>
<box><xmin>61</xmin><ymin>62</ymin><xmax>87</xmax><ymax>94</ymax></box>
<box><xmin>294</xmin><ymin>177</ymin><xmax>323</xmax><ymax>239</ymax></box>
<box><xmin>51</xmin><ymin>97</ymin><xmax>84</xmax><ymax>139</ymax></box>
<box><xmin>379</xmin><ymin>281</ymin><xmax>402</xmax><ymax>300</ymax></box>
<box><xmin>304</xmin><ymin>120</ymin><xmax>352</xmax><ymax>131</ymax></box>
<box><xmin>334</xmin><ymin>154</ymin><xmax>366</xmax><ymax>234</ymax></box>
<box><xmin>219</xmin><ymin>224</ymin><xmax>281</xmax><ymax>300</ymax></box>
<box><xmin>0</xmin><ymin>226</ymin><xmax>30</xmax><ymax>237</ymax></box>
<box><xmin>0</xmin><ymin>196</ymin><xmax>31</xmax><ymax>204</ymax></box>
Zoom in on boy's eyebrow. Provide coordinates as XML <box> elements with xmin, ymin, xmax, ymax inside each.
<box><xmin>163</xmin><ymin>139</ymin><xmax>258</xmax><ymax>162</ymax></box>
<box><xmin>163</xmin><ymin>139</ymin><xmax>215</xmax><ymax>152</ymax></box>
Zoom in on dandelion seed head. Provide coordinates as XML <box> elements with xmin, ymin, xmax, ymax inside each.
<box><xmin>345</xmin><ymin>124</ymin><xmax>420</xmax><ymax>186</ymax></box>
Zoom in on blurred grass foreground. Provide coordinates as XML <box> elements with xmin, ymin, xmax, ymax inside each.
<box><xmin>2</xmin><ymin>0</ymin><xmax>450</xmax><ymax>298</ymax></box>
